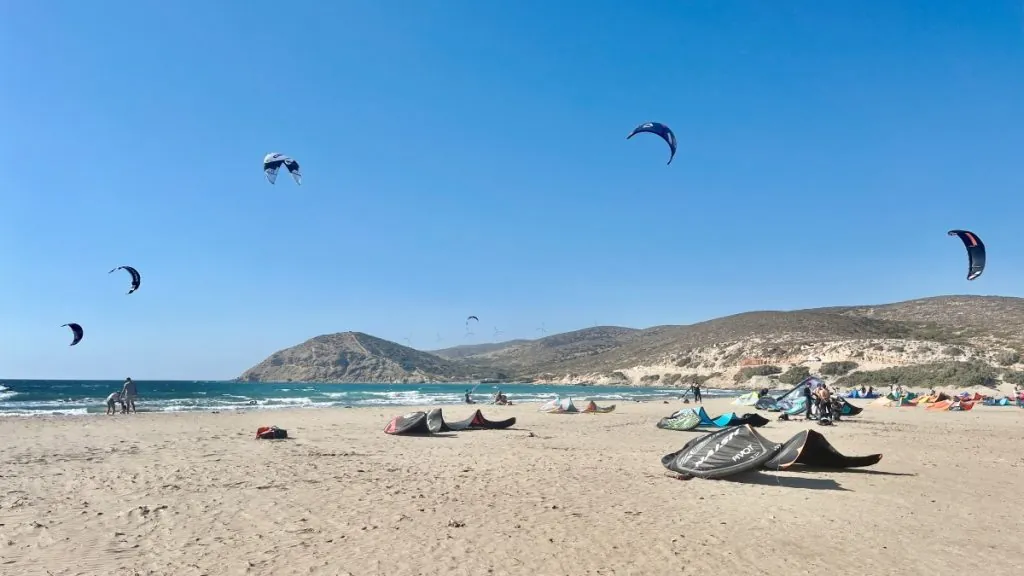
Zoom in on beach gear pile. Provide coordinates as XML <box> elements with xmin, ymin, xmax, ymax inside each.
<box><xmin>875</xmin><ymin>391</ymin><xmax>997</xmax><ymax>411</ymax></box>
<box><xmin>384</xmin><ymin>408</ymin><xmax>515</xmax><ymax>435</ymax></box>
<box><xmin>256</xmin><ymin>425</ymin><xmax>288</xmax><ymax>439</ymax></box>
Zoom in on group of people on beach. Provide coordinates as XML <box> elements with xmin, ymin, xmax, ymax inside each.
<box><xmin>801</xmin><ymin>380</ymin><xmax>843</xmax><ymax>421</ymax></box>
<box><xmin>105</xmin><ymin>378</ymin><xmax>138</xmax><ymax>415</ymax></box>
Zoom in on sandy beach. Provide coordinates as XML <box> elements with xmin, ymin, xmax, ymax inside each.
<box><xmin>2</xmin><ymin>397</ymin><xmax>1023</xmax><ymax>576</ymax></box>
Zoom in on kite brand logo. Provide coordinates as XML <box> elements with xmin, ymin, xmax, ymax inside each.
<box><xmin>731</xmin><ymin>443</ymin><xmax>757</xmax><ymax>462</ymax></box>
<box><xmin>690</xmin><ymin>427</ymin><xmax>743</xmax><ymax>469</ymax></box>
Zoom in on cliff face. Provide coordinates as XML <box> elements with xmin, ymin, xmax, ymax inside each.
<box><xmin>238</xmin><ymin>296</ymin><xmax>1024</xmax><ymax>388</ymax></box>
<box><xmin>237</xmin><ymin>332</ymin><xmax>500</xmax><ymax>384</ymax></box>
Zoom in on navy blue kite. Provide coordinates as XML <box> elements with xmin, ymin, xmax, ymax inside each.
<box><xmin>627</xmin><ymin>122</ymin><xmax>677</xmax><ymax>165</ymax></box>
<box><xmin>109</xmin><ymin>265</ymin><xmax>142</xmax><ymax>295</ymax></box>
<box><xmin>947</xmin><ymin>229</ymin><xmax>985</xmax><ymax>281</ymax></box>
<box><xmin>62</xmin><ymin>323</ymin><xmax>84</xmax><ymax>346</ymax></box>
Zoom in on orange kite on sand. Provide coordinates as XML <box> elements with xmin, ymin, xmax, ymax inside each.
<box><xmin>580</xmin><ymin>400</ymin><xmax>616</xmax><ymax>414</ymax></box>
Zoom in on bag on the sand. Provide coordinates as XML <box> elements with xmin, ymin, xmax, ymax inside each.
<box><xmin>256</xmin><ymin>425</ymin><xmax>288</xmax><ymax>439</ymax></box>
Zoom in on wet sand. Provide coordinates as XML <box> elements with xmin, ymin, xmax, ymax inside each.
<box><xmin>1</xmin><ymin>397</ymin><xmax>1022</xmax><ymax>575</ymax></box>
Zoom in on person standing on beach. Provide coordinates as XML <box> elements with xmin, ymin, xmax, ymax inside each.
<box><xmin>121</xmin><ymin>377</ymin><xmax>138</xmax><ymax>414</ymax></box>
<box><xmin>691</xmin><ymin>383</ymin><xmax>702</xmax><ymax>404</ymax></box>
<box><xmin>105</xmin><ymin>391</ymin><xmax>121</xmax><ymax>415</ymax></box>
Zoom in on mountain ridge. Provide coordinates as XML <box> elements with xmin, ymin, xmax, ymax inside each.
<box><xmin>237</xmin><ymin>295</ymin><xmax>1024</xmax><ymax>388</ymax></box>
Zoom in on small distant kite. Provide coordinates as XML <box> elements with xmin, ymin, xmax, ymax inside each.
<box><xmin>263</xmin><ymin>153</ymin><xmax>302</xmax><ymax>185</ymax></box>
<box><xmin>466</xmin><ymin>315</ymin><xmax>479</xmax><ymax>327</ymax></box>
<box><xmin>947</xmin><ymin>229</ymin><xmax>986</xmax><ymax>281</ymax></box>
<box><xmin>627</xmin><ymin>122</ymin><xmax>677</xmax><ymax>165</ymax></box>
<box><xmin>62</xmin><ymin>323</ymin><xmax>84</xmax><ymax>346</ymax></box>
<box><xmin>109</xmin><ymin>265</ymin><xmax>141</xmax><ymax>295</ymax></box>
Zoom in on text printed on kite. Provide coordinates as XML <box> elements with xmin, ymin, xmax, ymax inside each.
<box><xmin>947</xmin><ymin>230</ymin><xmax>986</xmax><ymax>281</ymax></box>
<box><xmin>627</xmin><ymin>122</ymin><xmax>677</xmax><ymax>165</ymax></box>
<box><xmin>109</xmin><ymin>265</ymin><xmax>142</xmax><ymax>295</ymax></box>
<box><xmin>62</xmin><ymin>323</ymin><xmax>84</xmax><ymax>347</ymax></box>
<box><xmin>263</xmin><ymin>153</ymin><xmax>302</xmax><ymax>185</ymax></box>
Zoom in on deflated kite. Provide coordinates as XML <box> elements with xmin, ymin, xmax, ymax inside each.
<box><xmin>948</xmin><ymin>229</ymin><xmax>985</xmax><ymax>281</ymax></box>
<box><xmin>627</xmin><ymin>122</ymin><xmax>677</xmax><ymax>165</ymax></box>
<box><xmin>109</xmin><ymin>265</ymin><xmax>141</xmax><ymax>294</ymax></box>
<box><xmin>62</xmin><ymin>323</ymin><xmax>84</xmax><ymax>346</ymax></box>
<box><xmin>263</xmin><ymin>153</ymin><xmax>302</xmax><ymax>185</ymax></box>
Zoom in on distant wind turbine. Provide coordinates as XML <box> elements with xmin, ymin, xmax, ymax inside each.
<box><xmin>536</xmin><ymin>323</ymin><xmax>548</xmax><ymax>335</ymax></box>
<box><xmin>493</xmin><ymin>326</ymin><xmax>504</xmax><ymax>337</ymax></box>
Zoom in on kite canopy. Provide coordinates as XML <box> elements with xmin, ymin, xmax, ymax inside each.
<box><xmin>109</xmin><ymin>265</ymin><xmax>142</xmax><ymax>294</ymax></box>
<box><xmin>383</xmin><ymin>411</ymin><xmax>442</xmax><ymax>435</ymax></box>
<box><xmin>263</xmin><ymin>152</ymin><xmax>302</xmax><ymax>185</ymax></box>
<box><xmin>661</xmin><ymin>424</ymin><xmax>782</xmax><ymax>479</ymax></box>
<box><xmin>763</xmin><ymin>429</ymin><xmax>882</xmax><ymax>470</ymax></box>
<box><xmin>627</xmin><ymin>121</ymin><xmax>677</xmax><ymax>164</ymax></box>
<box><xmin>62</xmin><ymin>323</ymin><xmax>84</xmax><ymax>346</ymax></box>
<box><xmin>947</xmin><ymin>229</ymin><xmax>985</xmax><ymax>281</ymax></box>
<box><xmin>656</xmin><ymin>410</ymin><xmax>701</xmax><ymax>432</ymax></box>
<box><xmin>429</xmin><ymin>408</ymin><xmax>516</xmax><ymax>432</ymax></box>
<box><xmin>581</xmin><ymin>401</ymin><xmax>616</xmax><ymax>414</ymax></box>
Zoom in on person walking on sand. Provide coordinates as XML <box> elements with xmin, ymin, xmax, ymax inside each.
<box><xmin>121</xmin><ymin>377</ymin><xmax>138</xmax><ymax>414</ymax></box>
<box><xmin>105</xmin><ymin>391</ymin><xmax>121</xmax><ymax>415</ymax></box>
<box><xmin>691</xmin><ymin>383</ymin><xmax>702</xmax><ymax>404</ymax></box>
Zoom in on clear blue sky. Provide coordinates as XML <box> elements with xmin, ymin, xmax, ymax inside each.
<box><xmin>2</xmin><ymin>0</ymin><xmax>1022</xmax><ymax>380</ymax></box>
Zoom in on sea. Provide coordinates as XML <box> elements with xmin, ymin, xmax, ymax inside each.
<box><xmin>0</xmin><ymin>380</ymin><xmax>740</xmax><ymax>417</ymax></box>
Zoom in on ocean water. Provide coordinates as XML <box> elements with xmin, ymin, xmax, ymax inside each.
<box><xmin>0</xmin><ymin>380</ymin><xmax>739</xmax><ymax>417</ymax></box>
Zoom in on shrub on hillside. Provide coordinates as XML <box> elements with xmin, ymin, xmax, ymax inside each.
<box><xmin>1002</xmin><ymin>370</ymin><xmax>1024</xmax><ymax>386</ymax></box>
<box><xmin>733</xmin><ymin>365</ymin><xmax>782</xmax><ymax>383</ymax></box>
<box><xmin>640</xmin><ymin>374</ymin><xmax>660</xmax><ymax>384</ymax></box>
<box><xmin>835</xmin><ymin>361</ymin><xmax>997</xmax><ymax>389</ymax></box>
<box><xmin>687</xmin><ymin>372</ymin><xmax>722</xmax><ymax>386</ymax></box>
<box><xmin>995</xmin><ymin>350</ymin><xmax>1020</xmax><ymax>367</ymax></box>
<box><xmin>662</xmin><ymin>373</ymin><xmax>682</xmax><ymax>386</ymax></box>
<box><xmin>943</xmin><ymin>346</ymin><xmax>965</xmax><ymax>357</ymax></box>
<box><xmin>674</xmin><ymin>356</ymin><xmax>692</xmax><ymax>368</ymax></box>
<box><xmin>889</xmin><ymin>345</ymin><xmax>906</xmax><ymax>353</ymax></box>
<box><xmin>779</xmin><ymin>366</ymin><xmax>811</xmax><ymax>386</ymax></box>
<box><xmin>820</xmin><ymin>361</ymin><xmax>858</xmax><ymax>376</ymax></box>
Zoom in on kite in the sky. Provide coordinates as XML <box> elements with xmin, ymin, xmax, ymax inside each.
<box><xmin>62</xmin><ymin>323</ymin><xmax>84</xmax><ymax>346</ymax></box>
<box><xmin>947</xmin><ymin>229</ymin><xmax>985</xmax><ymax>281</ymax></box>
<box><xmin>627</xmin><ymin>122</ymin><xmax>677</xmax><ymax>165</ymax></box>
<box><xmin>109</xmin><ymin>265</ymin><xmax>142</xmax><ymax>294</ymax></box>
<box><xmin>263</xmin><ymin>153</ymin><xmax>302</xmax><ymax>185</ymax></box>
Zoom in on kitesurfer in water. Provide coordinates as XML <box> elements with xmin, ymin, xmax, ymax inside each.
<box><xmin>464</xmin><ymin>389</ymin><xmax>474</xmax><ymax>404</ymax></box>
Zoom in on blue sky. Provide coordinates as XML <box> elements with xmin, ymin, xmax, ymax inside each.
<box><xmin>2</xmin><ymin>0</ymin><xmax>1022</xmax><ymax>380</ymax></box>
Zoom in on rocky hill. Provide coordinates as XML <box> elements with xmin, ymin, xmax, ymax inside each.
<box><xmin>237</xmin><ymin>295</ymin><xmax>1024</xmax><ymax>389</ymax></box>
<box><xmin>237</xmin><ymin>332</ymin><xmax>506</xmax><ymax>384</ymax></box>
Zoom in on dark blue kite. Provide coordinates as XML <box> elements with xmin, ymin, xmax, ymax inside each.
<box><xmin>627</xmin><ymin>122</ymin><xmax>677</xmax><ymax>165</ymax></box>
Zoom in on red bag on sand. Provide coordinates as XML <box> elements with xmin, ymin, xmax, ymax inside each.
<box><xmin>256</xmin><ymin>426</ymin><xmax>288</xmax><ymax>439</ymax></box>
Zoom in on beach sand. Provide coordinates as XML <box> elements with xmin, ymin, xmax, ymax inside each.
<box><xmin>2</xmin><ymin>397</ymin><xmax>1023</xmax><ymax>576</ymax></box>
